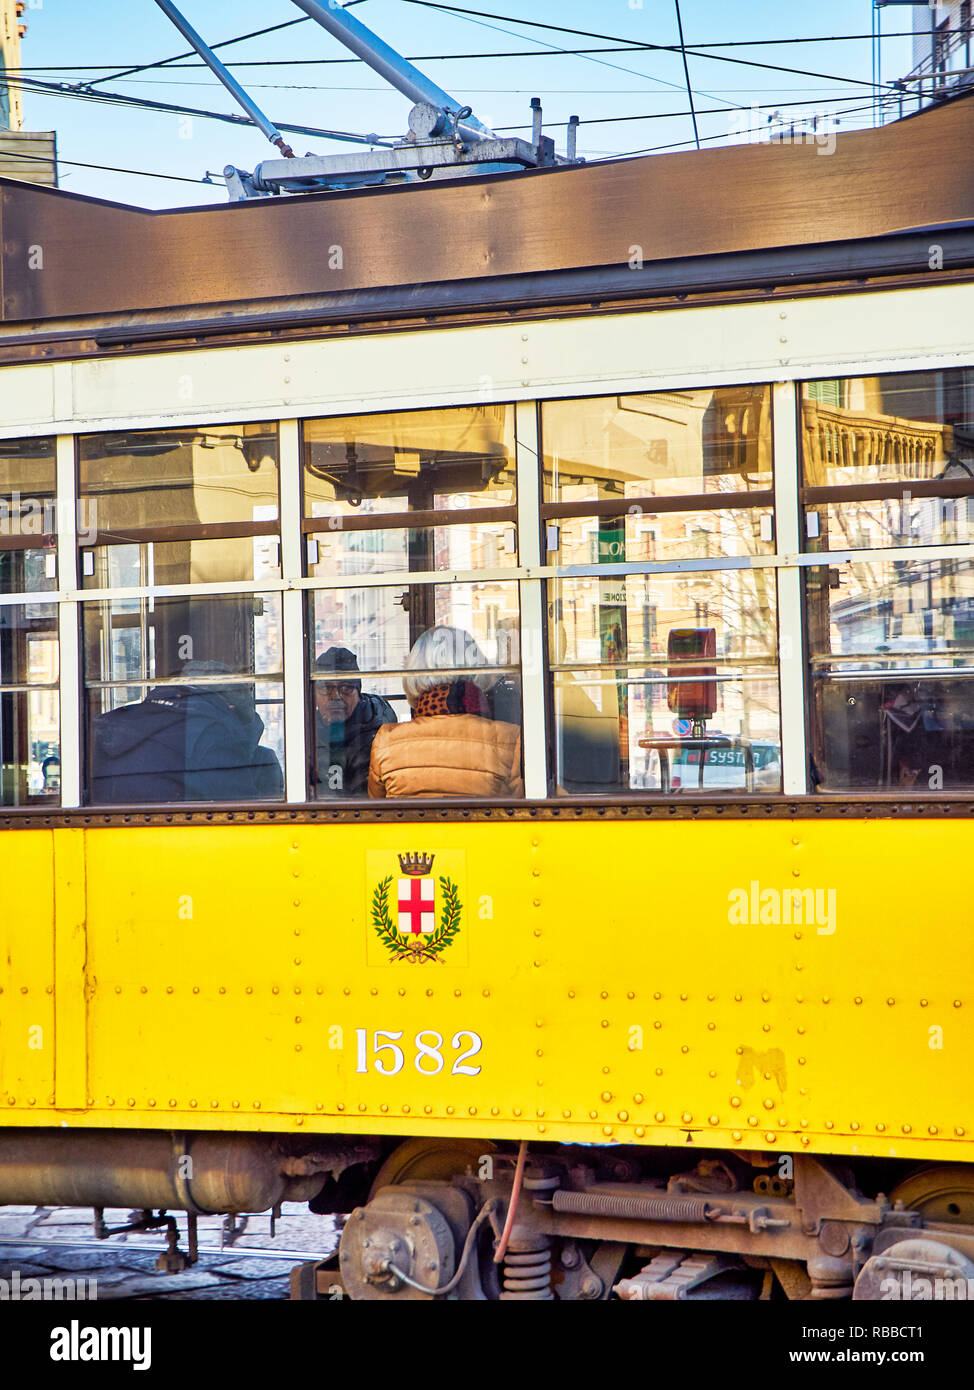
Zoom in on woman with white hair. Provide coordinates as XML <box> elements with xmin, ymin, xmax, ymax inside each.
<box><xmin>368</xmin><ymin>625</ymin><xmax>523</xmax><ymax>798</ymax></box>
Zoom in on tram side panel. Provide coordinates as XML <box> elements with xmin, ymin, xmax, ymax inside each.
<box><xmin>0</xmin><ymin>819</ymin><xmax>971</xmax><ymax>1167</ymax></box>
<box><xmin>0</xmin><ymin>831</ymin><xmax>56</xmax><ymax>1109</ymax></box>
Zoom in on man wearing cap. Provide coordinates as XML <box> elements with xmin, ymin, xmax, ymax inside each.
<box><xmin>313</xmin><ymin>647</ymin><xmax>397</xmax><ymax>798</ymax></box>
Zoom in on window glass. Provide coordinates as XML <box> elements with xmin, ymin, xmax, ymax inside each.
<box><xmin>307</xmin><ymin>581</ymin><xmax>522</xmax><ymax>800</ymax></box>
<box><xmin>303</xmin><ymin>406</ymin><xmax>516</xmax><ymax>574</ymax></box>
<box><xmin>802</xmin><ymin>369</ymin><xmax>974</xmax><ymax>550</ymax></box>
<box><xmin>543</xmin><ymin>386</ymin><xmax>772</xmax><ymax>502</ymax></box>
<box><xmin>78</xmin><ymin>425</ymin><xmax>280</xmax><ymax>587</ymax></box>
<box><xmin>550</xmin><ymin>572</ymin><xmax>780</xmax><ymax>795</ymax></box>
<box><xmin>550</xmin><ymin>509</ymin><xmax>773</xmax><ymax>565</ymax></box>
<box><xmin>0</xmin><ymin>437</ymin><xmax>58</xmax><ymax>593</ymax></box>
<box><xmin>807</xmin><ymin>557</ymin><xmax>974</xmax><ymax>791</ymax></box>
<box><xmin>543</xmin><ymin>387</ymin><xmax>777</xmax><ymax>797</ymax></box>
<box><xmin>0</xmin><ymin>603</ymin><xmax>59</xmax><ymax>804</ymax></box>
<box><xmin>83</xmin><ymin>593</ymin><xmax>284</xmax><ymax>804</ymax></box>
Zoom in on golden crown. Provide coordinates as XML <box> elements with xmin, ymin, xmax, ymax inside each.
<box><xmin>398</xmin><ymin>852</ymin><xmax>435</xmax><ymax>877</ymax></box>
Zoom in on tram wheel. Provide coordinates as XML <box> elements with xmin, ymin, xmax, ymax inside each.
<box><xmin>888</xmin><ymin>1164</ymin><xmax>974</xmax><ymax>1224</ymax></box>
<box><xmin>368</xmin><ymin>1137</ymin><xmax>497</xmax><ymax>1198</ymax></box>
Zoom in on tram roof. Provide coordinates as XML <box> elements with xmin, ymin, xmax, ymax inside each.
<box><xmin>1</xmin><ymin>92</ymin><xmax>974</xmax><ymax>335</ymax></box>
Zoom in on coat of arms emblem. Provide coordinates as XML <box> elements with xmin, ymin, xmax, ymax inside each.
<box><xmin>371</xmin><ymin>852</ymin><xmax>463</xmax><ymax>964</ymax></box>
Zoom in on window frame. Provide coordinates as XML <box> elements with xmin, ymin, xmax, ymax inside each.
<box><xmin>3</xmin><ymin>332</ymin><xmax>974</xmax><ymax>811</ymax></box>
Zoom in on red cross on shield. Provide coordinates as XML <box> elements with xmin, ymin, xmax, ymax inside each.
<box><xmin>397</xmin><ymin>876</ymin><xmax>435</xmax><ymax>935</ymax></box>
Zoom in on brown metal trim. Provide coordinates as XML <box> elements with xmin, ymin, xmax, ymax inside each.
<box><xmin>0</xmin><ymin>534</ymin><xmax>55</xmax><ymax>553</ymax></box>
<box><xmin>541</xmin><ymin>491</ymin><xmax>773</xmax><ymax>520</ymax></box>
<box><xmin>802</xmin><ymin>479</ymin><xmax>974</xmax><ymax>505</ymax></box>
<box><xmin>1</xmin><ymin>795</ymin><xmax>973</xmax><ymax>829</ymax></box>
<box><xmin>2</xmin><ymin>268</ymin><xmax>974</xmax><ymax>371</ymax></box>
<box><xmin>301</xmin><ymin>506</ymin><xmax>516</xmax><ymax>535</ymax></box>
<box><xmin>81</xmin><ymin>520</ymin><xmax>279</xmax><ymax>547</ymax></box>
<box><xmin>5</xmin><ymin>97</ymin><xmax>974</xmax><ymax>324</ymax></box>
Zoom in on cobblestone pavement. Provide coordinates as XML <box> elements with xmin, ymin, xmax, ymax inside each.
<box><xmin>0</xmin><ymin>1202</ymin><xmax>340</xmax><ymax>1301</ymax></box>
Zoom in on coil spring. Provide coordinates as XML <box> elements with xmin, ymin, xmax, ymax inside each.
<box><xmin>500</xmin><ymin>1243</ymin><xmax>554</xmax><ymax>1300</ymax></box>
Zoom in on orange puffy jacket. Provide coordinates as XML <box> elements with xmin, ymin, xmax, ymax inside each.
<box><xmin>367</xmin><ymin>714</ymin><xmax>524</xmax><ymax>799</ymax></box>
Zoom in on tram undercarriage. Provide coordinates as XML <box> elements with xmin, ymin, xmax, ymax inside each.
<box><xmin>2</xmin><ymin>1129</ymin><xmax>966</xmax><ymax>1300</ymax></box>
<box><xmin>317</xmin><ymin>1142</ymin><xmax>974</xmax><ymax>1301</ymax></box>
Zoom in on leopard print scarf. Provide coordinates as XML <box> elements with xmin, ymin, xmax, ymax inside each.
<box><xmin>413</xmin><ymin>680</ymin><xmax>489</xmax><ymax>719</ymax></box>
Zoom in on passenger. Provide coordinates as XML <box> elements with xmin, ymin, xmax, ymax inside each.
<box><xmin>89</xmin><ymin>659</ymin><xmax>283</xmax><ymax>803</ymax></box>
<box><xmin>367</xmin><ymin>626</ymin><xmax>523</xmax><ymax>799</ymax></box>
<box><xmin>312</xmin><ymin>646</ymin><xmax>397</xmax><ymax>798</ymax></box>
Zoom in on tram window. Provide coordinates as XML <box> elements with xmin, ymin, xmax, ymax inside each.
<box><xmin>83</xmin><ymin>593</ymin><xmax>284</xmax><ymax>804</ymax></box>
<box><xmin>542</xmin><ymin>387</ymin><xmax>778</xmax><ymax>796</ymax></box>
<box><xmin>803</xmin><ymin>371</ymin><xmax>974</xmax><ymax>792</ymax></box>
<box><xmin>0</xmin><ymin>437</ymin><xmax>58</xmax><ymax>594</ymax></box>
<box><xmin>78</xmin><ymin>425</ymin><xmax>280</xmax><ymax>587</ymax></box>
<box><xmin>801</xmin><ymin>369</ymin><xmax>974</xmax><ymax>551</ymax></box>
<box><xmin>307</xmin><ymin>582</ymin><xmax>522</xmax><ymax>799</ymax></box>
<box><xmin>543</xmin><ymin>386</ymin><xmax>773</xmax><ymax>503</ymax></box>
<box><xmin>0</xmin><ymin>603</ymin><xmax>59</xmax><ymax>805</ymax></box>
<box><xmin>549</xmin><ymin>574</ymin><xmax>780</xmax><ymax>795</ymax></box>
<box><xmin>302</xmin><ymin>405</ymin><xmax>517</xmax><ymax>575</ymax></box>
<box><xmin>807</xmin><ymin>558</ymin><xmax>974</xmax><ymax>791</ymax></box>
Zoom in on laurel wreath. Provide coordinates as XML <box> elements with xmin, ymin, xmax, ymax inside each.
<box><xmin>372</xmin><ymin>874</ymin><xmax>462</xmax><ymax>964</ymax></box>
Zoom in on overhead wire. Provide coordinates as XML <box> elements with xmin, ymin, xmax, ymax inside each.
<box><xmin>600</xmin><ymin>96</ymin><xmax>880</xmax><ymax>160</ymax></box>
<box><xmin>1</xmin><ymin>144</ymin><xmax>211</xmax><ymax>186</ymax></box>
<box><xmin>495</xmin><ymin>90</ymin><xmax>902</xmax><ymax>133</ymax></box>
<box><xmin>1</xmin><ymin>3</ymin><xmax>917</xmax><ymax>193</ymax></box>
<box><xmin>397</xmin><ymin>2</ymin><xmax>904</xmax><ymax>91</ymax></box>
<box><xmin>6</xmin><ymin>71</ymin><xmax>397</xmax><ymax>145</ymax></box>
<box><xmin>0</xmin><ymin>29</ymin><xmax>926</xmax><ymax>71</ymax></box>
<box><xmin>82</xmin><ymin>5</ymin><xmax>368</xmax><ymax>88</ymax></box>
<box><xmin>673</xmin><ymin>0</ymin><xmax>700</xmax><ymax>149</ymax></box>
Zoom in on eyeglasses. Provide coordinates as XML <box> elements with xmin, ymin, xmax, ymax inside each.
<box><xmin>317</xmin><ymin>682</ymin><xmax>359</xmax><ymax>698</ymax></box>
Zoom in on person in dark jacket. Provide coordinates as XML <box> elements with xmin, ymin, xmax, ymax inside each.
<box><xmin>313</xmin><ymin>646</ymin><xmax>397</xmax><ymax>798</ymax></box>
<box><xmin>89</xmin><ymin>660</ymin><xmax>283</xmax><ymax>804</ymax></box>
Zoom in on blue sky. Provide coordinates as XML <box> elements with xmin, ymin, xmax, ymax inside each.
<box><xmin>11</xmin><ymin>0</ymin><xmax>915</xmax><ymax>207</ymax></box>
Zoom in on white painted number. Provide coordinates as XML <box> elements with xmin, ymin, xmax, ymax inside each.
<box><xmin>414</xmin><ymin>1030</ymin><xmax>445</xmax><ymax>1075</ymax></box>
<box><xmin>451</xmin><ymin>1031</ymin><xmax>483</xmax><ymax>1076</ymax></box>
<box><xmin>372</xmin><ymin>1030</ymin><xmax>405</xmax><ymax>1076</ymax></box>
<box><xmin>353</xmin><ymin>1029</ymin><xmax>483</xmax><ymax>1077</ymax></box>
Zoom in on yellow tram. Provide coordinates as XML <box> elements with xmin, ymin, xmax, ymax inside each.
<box><xmin>1</xmin><ymin>93</ymin><xmax>974</xmax><ymax>1300</ymax></box>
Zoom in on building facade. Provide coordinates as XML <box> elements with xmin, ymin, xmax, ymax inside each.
<box><xmin>0</xmin><ymin>0</ymin><xmax>57</xmax><ymax>186</ymax></box>
<box><xmin>887</xmin><ymin>1</ymin><xmax>974</xmax><ymax>114</ymax></box>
